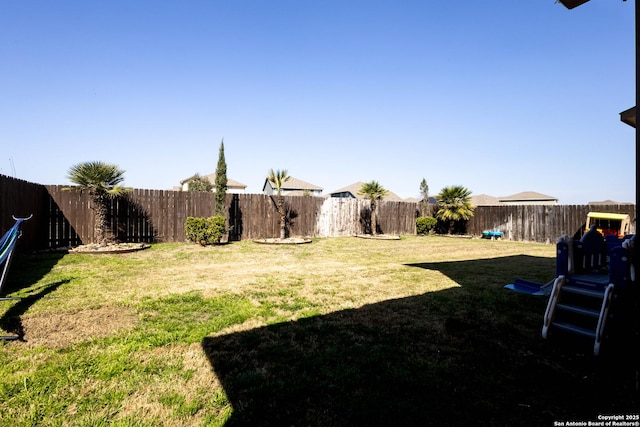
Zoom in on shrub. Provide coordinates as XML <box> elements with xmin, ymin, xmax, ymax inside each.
<box><xmin>416</xmin><ymin>216</ymin><xmax>437</xmax><ymax>235</ymax></box>
<box><xmin>185</xmin><ymin>216</ymin><xmax>226</xmax><ymax>245</ymax></box>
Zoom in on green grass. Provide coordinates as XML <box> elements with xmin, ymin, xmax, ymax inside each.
<box><xmin>0</xmin><ymin>236</ymin><xmax>637</xmax><ymax>426</ymax></box>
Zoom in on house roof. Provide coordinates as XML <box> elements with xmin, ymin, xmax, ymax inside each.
<box><xmin>471</xmin><ymin>194</ymin><xmax>501</xmax><ymax>206</ymax></box>
<box><xmin>262</xmin><ymin>176</ymin><xmax>323</xmax><ymax>192</ymax></box>
<box><xmin>180</xmin><ymin>174</ymin><xmax>247</xmax><ymax>189</ymax></box>
<box><xmin>588</xmin><ymin>199</ymin><xmax>625</xmax><ymax>205</ymax></box>
<box><xmin>498</xmin><ymin>191</ymin><xmax>558</xmax><ymax>202</ymax></box>
<box><xmin>405</xmin><ymin>196</ymin><xmax>437</xmax><ymax>204</ymax></box>
<box><xmin>328</xmin><ymin>182</ymin><xmax>404</xmax><ymax>202</ymax></box>
<box><xmin>204</xmin><ymin>175</ymin><xmax>247</xmax><ymax>189</ymax></box>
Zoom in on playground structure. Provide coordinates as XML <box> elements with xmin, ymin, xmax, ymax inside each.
<box><xmin>506</xmin><ymin>211</ymin><xmax>633</xmax><ymax>296</ymax></box>
<box><xmin>583</xmin><ymin>211</ymin><xmax>631</xmax><ymax>238</ymax></box>
<box><xmin>540</xmin><ymin>226</ymin><xmax>638</xmax><ymax>356</ymax></box>
<box><xmin>0</xmin><ymin>215</ymin><xmax>32</xmax><ymax>340</ymax></box>
<box><xmin>505</xmin><ymin>209</ymin><xmax>638</xmax><ymax>355</ymax></box>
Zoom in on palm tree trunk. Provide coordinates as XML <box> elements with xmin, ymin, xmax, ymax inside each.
<box><xmin>92</xmin><ymin>195</ymin><xmax>109</xmax><ymax>246</ymax></box>
<box><xmin>277</xmin><ymin>195</ymin><xmax>286</xmax><ymax>239</ymax></box>
<box><xmin>371</xmin><ymin>202</ymin><xmax>377</xmax><ymax>235</ymax></box>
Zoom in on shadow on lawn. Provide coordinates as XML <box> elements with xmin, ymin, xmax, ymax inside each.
<box><xmin>1</xmin><ymin>252</ymin><xmax>67</xmax><ymax>340</ymax></box>
<box><xmin>1</xmin><ymin>280</ymin><xmax>69</xmax><ymax>340</ymax></box>
<box><xmin>202</xmin><ymin>255</ymin><xmax>639</xmax><ymax>426</ymax></box>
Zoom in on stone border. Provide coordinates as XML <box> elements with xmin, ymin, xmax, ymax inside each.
<box><xmin>253</xmin><ymin>238</ymin><xmax>312</xmax><ymax>245</ymax></box>
<box><xmin>353</xmin><ymin>234</ymin><xmax>401</xmax><ymax>240</ymax></box>
<box><xmin>69</xmin><ymin>243</ymin><xmax>152</xmax><ymax>254</ymax></box>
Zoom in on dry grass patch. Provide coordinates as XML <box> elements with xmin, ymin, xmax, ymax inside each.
<box><xmin>20</xmin><ymin>306</ymin><xmax>139</xmax><ymax>349</ymax></box>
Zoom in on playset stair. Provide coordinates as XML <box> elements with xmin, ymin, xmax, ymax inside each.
<box><xmin>542</xmin><ymin>275</ymin><xmax>614</xmax><ymax>355</ymax></box>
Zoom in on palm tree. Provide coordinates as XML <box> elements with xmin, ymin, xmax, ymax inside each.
<box><xmin>266</xmin><ymin>168</ymin><xmax>290</xmax><ymax>239</ymax></box>
<box><xmin>358</xmin><ymin>181</ymin><xmax>388</xmax><ymax>235</ymax></box>
<box><xmin>435</xmin><ymin>185</ymin><xmax>475</xmax><ymax>234</ymax></box>
<box><xmin>66</xmin><ymin>161</ymin><xmax>130</xmax><ymax>245</ymax></box>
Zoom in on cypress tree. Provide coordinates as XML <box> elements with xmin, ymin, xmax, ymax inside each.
<box><xmin>215</xmin><ymin>140</ymin><xmax>227</xmax><ymax>216</ymax></box>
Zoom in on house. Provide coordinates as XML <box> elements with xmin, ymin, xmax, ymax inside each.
<box><xmin>327</xmin><ymin>182</ymin><xmax>404</xmax><ymax>202</ymax></box>
<box><xmin>262</xmin><ymin>176</ymin><xmax>323</xmax><ymax>196</ymax></box>
<box><xmin>405</xmin><ymin>196</ymin><xmax>437</xmax><ymax>204</ymax></box>
<box><xmin>470</xmin><ymin>194</ymin><xmax>501</xmax><ymax>206</ymax></box>
<box><xmin>588</xmin><ymin>199</ymin><xmax>628</xmax><ymax>205</ymax></box>
<box><xmin>498</xmin><ymin>191</ymin><xmax>558</xmax><ymax>205</ymax></box>
<box><xmin>471</xmin><ymin>192</ymin><xmax>558</xmax><ymax>206</ymax></box>
<box><xmin>180</xmin><ymin>173</ymin><xmax>247</xmax><ymax>194</ymax></box>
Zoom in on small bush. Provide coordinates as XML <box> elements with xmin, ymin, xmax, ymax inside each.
<box><xmin>416</xmin><ymin>216</ymin><xmax>437</xmax><ymax>235</ymax></box>
<box><xmin>185</xmin><ymin>216</ymin><xmax>226</xmax><ymax>245</ymax></box>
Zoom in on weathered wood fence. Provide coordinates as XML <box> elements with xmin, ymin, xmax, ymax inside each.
<box><xmin>0</xmin><ymin>174</ymin><xmax>635</xmax><ymax>251</ymax></box>
<box><xmin>466</xmin><ymin>204</ymin><xmax>635</xmax><ymax>243</ymax></box>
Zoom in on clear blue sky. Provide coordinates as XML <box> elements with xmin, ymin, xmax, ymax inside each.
<box><xmin>1</xmin><ymin>1</ymin><xmax>635</xmax><ymax>204</ymax></box>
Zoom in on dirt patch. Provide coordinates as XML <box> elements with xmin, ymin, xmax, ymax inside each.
<box><xmin>19</xmin><ymin>306</ymin><xmax>139</xmax><ymax>348</ymax></box>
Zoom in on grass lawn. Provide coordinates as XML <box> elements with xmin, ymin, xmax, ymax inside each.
<box><xmin>0</xmin><ymin>236</ymin><xmax>638</xmax><ymax>426</ymax></box>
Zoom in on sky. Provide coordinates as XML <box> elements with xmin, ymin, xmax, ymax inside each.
<box><xmin>0</xmin><ymin>1</ymin><xmax>636</xmax><ymax>204</ymax></box>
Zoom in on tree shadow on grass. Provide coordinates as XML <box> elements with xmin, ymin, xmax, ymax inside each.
<box><xmin>202</xmin><ymin>255</ymin><xmax>639</xmax><ymax>426</ymax></box>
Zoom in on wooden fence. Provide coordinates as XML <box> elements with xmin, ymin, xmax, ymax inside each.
<box><xmin>465</xmin><ymin>204</ymin><xmax>636</xmax><ymax>244</ymax></box>
<box><xmin>0</xmin><ymin>174</ymin><xmax>636</xmax><ymax>251</ymax></box>
<box><xmin>43</xmin><ymin>187</ymin><xmax>419</xmax><ymax>246</ymax></box>
<box><xmin>0</xmin><ymin>176</ymin><xmax>49</xmax><ymax>252</ymax></box>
